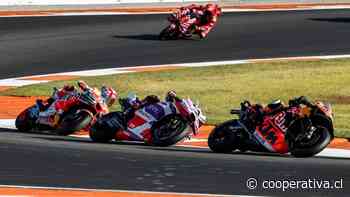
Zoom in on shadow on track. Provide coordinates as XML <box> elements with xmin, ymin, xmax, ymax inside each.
<box><xmin>0</xmin><ymin>128</ymin><xmax>17</xmax><ymax>133</ymax></box>
<box><xmin>112</xmin><ymin>34</ymin><xmax>200</xmax><ymax>41</ymax></box>
<box><xmin>0</xmin><ymin>127</ymin><xmax>58</xmax><ymax>136</ymax></box>
<box><xmin>146</xmin><ymin>146</ymin><xmax>294</xmax><ymax>158</ymax></box>
<box><xmin>3</xmin><ymin>128</ymin><xmax>347</xmax><ymax>160</ymax></box>
<box><xmin>309</xmin><ymin>17</ymin><xmax>350</xmax><ymax>23</ymax></box>
<box><xmin>113</xmin><ymin>34</ymin><xmax>161</xmax><ymax>41</ymax></box>
<box><xmin>32</xmin><ymin>135</ymin><xmax>150</xmax><ymax>147</ymax></box>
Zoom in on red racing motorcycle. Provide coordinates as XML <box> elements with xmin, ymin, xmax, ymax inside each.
<box><xmin>89</xmin><ymin>94</ymin><xmax>206</xmax><ymax>146</ymax></box>
<box><xmin>208</xmin><ymin>98</ymin><xmax>334</xmax><ymax>157</ymax></box>
<box><xmin>15</xmin><ymin>86</ymin><xmax>112</xmax><ymax>136</ymax></box>
<box><xmin>159</xmin><ymin>10</ymin><xmax>202</xmax><ymax>40</ymax></box>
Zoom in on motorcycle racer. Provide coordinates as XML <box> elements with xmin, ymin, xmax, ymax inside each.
<box><xmin>196</xmin><ymin>4</ymin><xmax>222</xmax><ymax>38</ymax></box>
<box><xmin>90</xmin><ymin>90</ymin><xmax>206</xmax><ymax>145</ymax></box>
<box><xmin>120</xmin><ymin>90</ymin><xmax>180</xmax><ymax>121</ymax></box>
<box><xmin>177</xmin><ymin>3</ymin><xmax>221</xmax><ymax>38</ymax></box>
<box><xmin>209</xmin><ymin>95</ymin><xmax>333</xmax><ymax>157</ymax></box>
<box><xmin>36</xmin><ymin>81</ymin><xmax>117</xmax><ymax>127</ymax></box>
<box><xmin>247</xmin><ymin>96</ymin><xmax>314</xmax><ymax>127</ymax></box>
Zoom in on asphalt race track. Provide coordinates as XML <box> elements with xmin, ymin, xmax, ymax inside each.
<box><xmin>1</xmin><ymin>10</ymin><xmax>350</xmax><ymax>78</ymax></box>
<box><xmin>0</xmin><ymin>9</ymin><xmax>350</xmax><ymax>196</ymax></box>
<box><xmin>0</xmin><ymin>129</ymin><xmax>349</xmax><ymax>196</ymax></box>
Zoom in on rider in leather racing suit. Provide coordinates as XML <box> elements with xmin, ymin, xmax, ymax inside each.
<box><xmin>36</xmin><ymin>81</ymin><xmax>117</xmax><ymax>127</ymax></box>
<box><xmin>178</xmin><ymin>3</ymin><xmax>221</xmax><ymax>38</ymax></box>
<box><xmin>249</xmin><ymin>96</ymin><xmax>314</xmax><ymax>127</ymax></box>
<box><xmin>121</xmin><ymin>90</ymin><xmax>181</xmax><ymax>122</ymax></box>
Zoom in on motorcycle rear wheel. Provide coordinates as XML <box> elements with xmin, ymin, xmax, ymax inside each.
<box><xmin>151</xmin><ymin>114</ymin><xmax>188</xmax><ymax>146</ymax></box>
<box><xmin>290</xmin><ymin>125</ymin><xmax>331</xmax><ymax>157</ymax></box>
<box><xmin>56</xmin><ymin>109</ymin><xmax>93</xmax><ymax>136</ymax></box>
<box><xmin>208</xmin><ymin>120</ymin><xmax>240</xmax><ymax>153</ymax></box>
<box><xmin>159</xmin><ymin>25</ymin><xmax>179</xmax><ymax>40</ymax></box>
<box><xmin>89</xmin><ymin>112</ymin><xmax>123</xmax><ymax>143</ymax></box>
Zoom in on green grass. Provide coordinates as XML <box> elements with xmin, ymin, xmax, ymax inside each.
<box><xmin>2</xmin><ymin>58</ymin><xmax>350</xmax><ymax>137</ymax></box>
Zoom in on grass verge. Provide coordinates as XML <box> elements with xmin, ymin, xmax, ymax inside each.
<box><xmin>2</xmin><ymin>58</ymin><xmax>350</xmax><ymax>137</ymax></box>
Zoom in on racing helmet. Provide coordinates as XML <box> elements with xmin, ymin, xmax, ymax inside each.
<box><xmin>77</xmin><ymin>80</ymin><xmax>91</xmax><ymax>91</ymax></box>
<box><xmin>265</xmin><ymin>99</ymin><xmax>284</xmax><ymax>114</ymax></box>
<box><xmin>101</xmin><ymin>86</ymin><xmax>117</xmax><ymax>107</ymax></box>
<box><xmin>205</xmin><ymin>4</ymin><xmax>217</xmax><ymax>14</ymax></box>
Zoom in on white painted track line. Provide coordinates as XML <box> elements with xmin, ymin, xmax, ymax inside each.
<box><xmin>1</xmin><ymin>54</ymin><xmax>350</xmax><ymax>88</ymax></box>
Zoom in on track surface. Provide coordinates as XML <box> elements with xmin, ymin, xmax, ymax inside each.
<box><xmin>1</xmin><ymin>10</ymin><xmax>350</xmax><ymax>78</ymax></box>
<box><xmin>0</xmin><ymin>129</ymin><xmax>349</xmax><ymax>196</ymax></box>
<box><xmin>0</xmin><ymin>9</ymin><xmax>350</xmax><ymax>196</ymax></box>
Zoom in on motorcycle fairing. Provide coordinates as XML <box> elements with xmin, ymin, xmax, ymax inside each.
<box><xmin>253</xmin><ymin>112</ymin><xmax>289</xmax><ymax>154</ymax></box>
<box><xmin>144</xmin><ymin>103</ymin><xmax>166</xmax><ymax>120</ymax></box>
<box><xmin>127</xmin><ymin>102</ymin><xmax>177</xmax><ymax>141</ymax></box>
<box><xmin>315</xmin><ymin>101</ymin><xmax>333</xmax><ymax>120</ymax></box>
<box><xmin>29</xmin><ymin>105</ymin><xmax>40</xmax><ymax>119</ymax></box>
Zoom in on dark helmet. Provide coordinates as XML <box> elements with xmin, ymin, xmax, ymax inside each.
<box><xmin>267</xmin><ymin>99</ymin><xmax>283</xmax><ymax>110</ymax></box>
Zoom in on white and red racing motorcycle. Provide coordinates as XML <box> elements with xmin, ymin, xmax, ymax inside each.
<box><xmin>89</xmin><ymin>93</ymin><xmax>206</xmax><ymax>146</ymax></box>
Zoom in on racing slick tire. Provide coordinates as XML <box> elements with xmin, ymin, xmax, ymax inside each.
<box><xmin>290</xmin><ymin>125</ymin><xmax>331</xmax><ymax>158</ymax></box>
<box><xmin>89</xmin><ymin>112</ymin><xmax>121</xmax><ymax>143</ymax></box>
<box><xmin>151</xmin><ymin>114</ymin><xmax>188</xmax><ymax>146</ymax></box>
<box><xmin>15</xmin><ymin>105</ymin><xmax>37</xmax><ymax>132</ymax></box>
<box><xmin>208</xmin><ymin>120</ymin><xmax>240</xmax><ymax>153</ymax></box>
<box><xmin>57</xmin><ymin>109</ymin><xmax>93</xmax><ymax>136</ymax></box>
<box><xmin>159</xmin><ymin>25</ymin><xmax>179</xmax><ymax>40</ymax></box>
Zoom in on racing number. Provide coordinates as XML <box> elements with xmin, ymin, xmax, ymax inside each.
<box><xmin>258</xmin><ymin>123</ymin><xmax>277</xmax><ymax>145</ymax></box>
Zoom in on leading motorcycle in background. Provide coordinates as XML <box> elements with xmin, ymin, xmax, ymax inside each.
<box><xmin>159</xmin><ymin>4</ymin><xmax>221</xmax><ymax>40</ymax></box>
<box><xmin>208</xmin><ymin>98</ymin><xmax>334</xmax><ymax>157</ymax></box>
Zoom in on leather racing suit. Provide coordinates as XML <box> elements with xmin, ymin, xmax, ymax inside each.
<box><xmin>177</xmin><ymin>3</ymin><xmax>221</xmax><ymax>38</ymax></box>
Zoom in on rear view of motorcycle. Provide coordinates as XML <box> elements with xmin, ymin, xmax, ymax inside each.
<box><xmin>208</xmin><ymin>97</ymin><xmax>334</xmax><ymax>157</ymax></box>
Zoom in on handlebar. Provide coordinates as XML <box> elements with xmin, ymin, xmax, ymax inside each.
<box><xmin>230</xmin><ymin>109</ymin><xmax>241</xmax><ymax>115</ymax></box>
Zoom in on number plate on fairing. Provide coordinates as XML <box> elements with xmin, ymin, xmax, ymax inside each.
<box><xmin>254</xmin><ymin>112</ymin><xmax>289</xmax><ymax>154</ymax></box>
<box><xmin>144</xmin><ymin>104</ymin><xmax>165</xmax><ymax>120</ymax></box>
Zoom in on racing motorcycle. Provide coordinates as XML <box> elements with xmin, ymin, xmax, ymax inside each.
<box><xmin>208</xmin><ymin>99</ymin><xmax>334</xmax><ymax>157</ymax></box>
<box><xmin>159</xmin><ymin>10</ymin><xmax>201</xmax><ymax>40</ymax></box>
<box><xmin>15</xmin><ymin>87</ymin><xmax>110</xmax><ymax>136</ymax></box>
<box><xmin>89</xmin><ymin>94</ymin><xmax>206</xmax><ymax>146</ymax></box>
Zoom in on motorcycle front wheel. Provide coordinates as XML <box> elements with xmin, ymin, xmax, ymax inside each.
<box><xmin>151</xmin><ymin>114</ymin><xmax>188</xmax><ymax>146</ymax></box>
<box><xmin>159</xmin><ymin>25</ymin><xmax>179</xmax><ymax>40</ymax></box>
<box><xmin>290</xmin><ymin>125</ymin><xmax>331</xmax><ymax>157</ymax></box>
<box><xmin>56</xmin><ymin>109</ymin><xmax>93</xmax><ymax>136</ymax></box>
